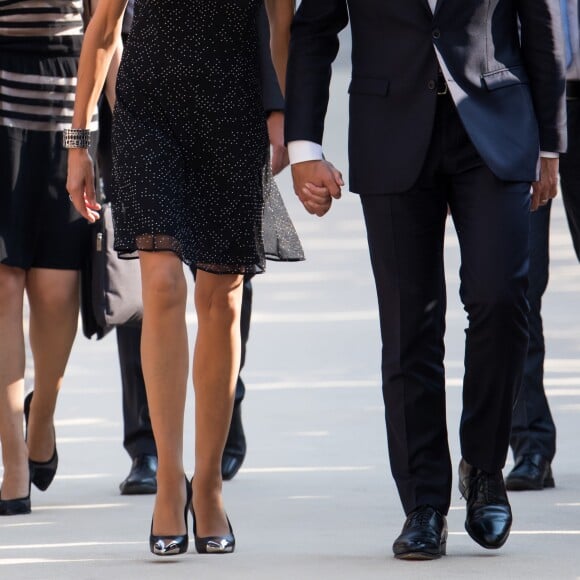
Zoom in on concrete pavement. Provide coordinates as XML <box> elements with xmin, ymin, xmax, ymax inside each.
<box><xmin>2</xmin><ymin>33</ymin><xmax>580</xmax><ymax>580</ymax></box>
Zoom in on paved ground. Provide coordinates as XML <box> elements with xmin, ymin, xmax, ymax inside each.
<box><xmin>2</xmin><ymin>30</ymin><xmax>580</xmax><ymax>580</ymax></box>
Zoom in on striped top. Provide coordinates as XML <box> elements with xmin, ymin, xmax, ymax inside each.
<box><xmin>0</xmin><ymin>0</ymin><xmax>96</xmax><ymax>131</ymax></box>
<box><xmin>0</xmin><ymin>0</ymin><xmax>84</xmax><ymax>38</ymax></box>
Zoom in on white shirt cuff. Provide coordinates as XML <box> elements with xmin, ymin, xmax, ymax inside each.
<box><xmin>288</xmin><ymin>140</ymin><xmax>324</xmax><ymax>165</ymax></box>
<box><xmin>540</xmin><ymin>151</ymin><xmax>559</xmax><ymax>158</ymax></box>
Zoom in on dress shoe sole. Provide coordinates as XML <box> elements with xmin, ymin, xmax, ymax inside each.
<box><xmin>505</xmin><ymin>476</ymin><xmax>555</xmax><ymax>491</ymax></box>
<box><xmin>394</xmin><ymin>548</ymin><xmax>445</xmax><ymax>561</ymax></box>
<box><xmin>393</xmin><ymin>537</ymin><xmax>447</xmax><ymax>560</ymax></box>
<box><xmin>120</xmin><ymin>482</ymin><xmax>157</xmax><ymax>495</ymax></box>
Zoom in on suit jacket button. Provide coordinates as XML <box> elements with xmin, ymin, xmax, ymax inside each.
<box><xmin>433</xmin><ymin>29</ymin><xmax>441</xmax><ymax>39</ymax></box>
<box><xmin>428</xmin><ymin>80</ymin><xmax>436</xmax><ymax>90</ymax></box>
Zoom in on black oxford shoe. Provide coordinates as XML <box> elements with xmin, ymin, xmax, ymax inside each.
<box><xmin>221</xmin><ymin>402</ymin><xmax>246</xmax><ymax>481</ymax></box>
<box><xmin>119</xmin><ymin>455</ymin><xmax>157</xmax><ymax>495</ymax></box>
<box><xmin>392</xmin><ymin>505</ymin><xmax>447</xmax><ymax>560</ymax></box>
<box><xmin>505</xmin><ymin>454</ymin><xmax>555</xmax><ymax>491</ymax></box>
<box><xmin>459</xmin><ymin>459</ymin><xmax>512</xmax><ymax>549</ymax></box>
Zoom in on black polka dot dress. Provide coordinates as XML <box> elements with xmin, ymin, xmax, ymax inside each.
<box><xmin>111</xmin><ymin>0</ymin><xmax>270</xmax><ymax>274</ymax></box>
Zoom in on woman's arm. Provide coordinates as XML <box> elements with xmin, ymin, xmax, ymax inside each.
<box><xmin>264</xmin><ymin>0</ymin><xmax>294</xmax><ymax>95</ymax></box>
<box><xmin>89</xmin><ymin>0</ymin><xmax>124</xmax><ymax>111</ymax></box>
<box><xmin>74</xmin><ymin>0</ymin><xmax>127</xmax><ymax>129</ymax></box>
<box><xmin>67</xmin><ymin>0</ymin><xmax>127</xmax><ymax>222</ymax></box>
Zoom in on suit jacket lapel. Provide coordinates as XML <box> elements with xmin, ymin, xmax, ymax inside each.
<box><xmin>421</xmin><ymin>0</ymin><xmax>439</xmax><ymax>17</ymax></box>
<box><xmin>421</xmin><ymin>0</ymin><xmax>434</xmax><ymax>17</ymax></box>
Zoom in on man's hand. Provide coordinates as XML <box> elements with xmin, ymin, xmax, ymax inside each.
<box><xmin>531</xmin><ymin>157</ymin><xmax>559</xmax><ymax>211</ymax></box>
<box><xmin>291</xmin><ymin>159</ymin><xmax>344</xmax><ymax>217</ymax></box>
<box><xmin>267</xmin><ymin>111</ymin><xmax>289</xmax><ymax>175</ymax></box>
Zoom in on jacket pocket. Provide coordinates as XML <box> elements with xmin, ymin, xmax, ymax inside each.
<box><xmin>481</xmin><ymin>66</ymin><xmax>529</xmax><ymax>91</ymax></box>
<box><xmin>348</xmin><ymin>77</ymin><xmax>390</xmax><ymax>96</ymax></box>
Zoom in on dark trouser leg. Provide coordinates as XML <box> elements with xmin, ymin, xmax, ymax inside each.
<box><xmin>116</xmin><ymin>324</ymin><xmax>156</xmax><ymax>459</ymax></box>
<box><xmin>360</xmin><ymin>192</ymin><xmax>451</xmax><ymax>515</ymax></box>
<box><xmin>235</xmin><ymin>277</ymin><xmax>252</xmax><ymax>406</ymax></box>
<box><xmin>449</xmin><ymin>170</ymin><xmax>530</xmax><ymax>474</ymax></box>
<box><xmin>560</xmin><ymin>98</ymin><xmax>580</xmax><ymax>264</ymax></box>
<box><xmin>360</xmin><ymin>95</ymin><xmax>529</xmax><ymax>515</ymax></box>
<box><xmin>224</xmin><ymin>277</ymin><xmax>252</xmax><ymax>458</ymax></box>
<box><xmin>510</xmin><ymin>203</ymin><xmax>556</xmax><ymax>461</ymax></box>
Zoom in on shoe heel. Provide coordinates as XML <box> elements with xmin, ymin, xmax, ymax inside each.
<box><xmin>190</xmin><ymin>478</ymin><xmax>235</xmax><ymax>554</ymax></box>
<box><xmin>24</xmin><ymin>392</ymin><xmax>58</xmax><ymax>492</ymax></box>
<box><xmin>149</xmin><ymin>475</ymin><xmax>191</xmax><ymax>556</ymax></box>
<box><xmin>0</xmin><ymin>477</ymin><xmax>32</xmax><ymax>516</ymax></box>
<box><xmin>0</xmin><ymin>494</ymin><xmax>31</xmax><ymax>516</ymax></box>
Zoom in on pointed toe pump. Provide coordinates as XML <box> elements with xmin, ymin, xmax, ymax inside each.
<box><xmin>24</xmin><ymin>392</ymin><xmax>59</xmax><ymax>491</ymax></box>
<box><xmin>149</xmin><ymin>476</ymin><xmax>192</xmax><ymax>556</ymax></box>
<box><xmin>0</xmin><ymin>477</ymin><xmax>32</xmax><ymax>516</ymax></box>
<box><xmin>190</xmin><ymin>483</ymin><xmax>235</xmax><ymax>554</ymax></box>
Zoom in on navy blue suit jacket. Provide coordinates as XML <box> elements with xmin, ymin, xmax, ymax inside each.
<box><xmin>285</xmin><ymin>0</ymin><xmax>568</xmax><ymax>194</ymax></box>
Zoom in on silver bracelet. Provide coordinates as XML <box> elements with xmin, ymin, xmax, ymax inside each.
<box><xmin>62</xmin><ymin>128</ymin><xmax>91</xmax><ymax>149</ymax></box>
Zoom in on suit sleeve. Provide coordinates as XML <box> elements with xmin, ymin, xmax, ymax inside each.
<box><xmin>284</xmin><ymin>0</ymin><xmax>349</xmax><ymax>145</ymax></box>
<box><xmin>518</xmin><ymin>0</ymin><xmax>568</xmax><ymax>152</ymax></box>
<box><xmin>257</xmin><ymin>3</ymin><xmax>285</xmax><ymax>113</ymax></box>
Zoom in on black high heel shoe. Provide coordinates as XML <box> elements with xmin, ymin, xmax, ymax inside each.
<box><xmin>190</xmin><ymin>479</ymin><xmax>235</xmax><ymax>554</ymax></box>
<box><xmin>149</xmin><ymin>475</ymin><xmax>192</xmax><ymax>556</ymax></box>
<box><xmin>0</xmin><ymin>477</ymin><xmax>31</xmax><ymax>516</ymax></box>
<box><xmin>24</xmin><ymin>392</ymin><xmax>58</xmax><ymax>491</ymax></box>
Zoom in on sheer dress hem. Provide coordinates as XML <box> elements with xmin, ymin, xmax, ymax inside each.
<box><xmin>117</xmin><ymin>234</ymin><xmax>265</xmax><ymax>276</ymax></box>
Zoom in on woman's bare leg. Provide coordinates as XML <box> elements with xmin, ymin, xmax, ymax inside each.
<box><xmin>192</xmin><ymin>269</ymin><xmax>244</xmax><ymax>536</ymax></box>
<box><xmin>0</xmin><ymin>265</ymin><xmax>28</xmax><ymax>500</ymax></box>
<box><xmin>25</xmin><ymin>268</ymin><xmax>79</xmax><ymax>462</ymax></box>
<box><xmin>139</xmin><ymin>251</ymin><xmax>189</xmax><ymax>535</ymax></box>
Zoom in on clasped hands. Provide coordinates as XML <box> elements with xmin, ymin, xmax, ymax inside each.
<box><xmin>291</xmin><ymin>159</ymin><xmax>344</xmax><ymax>217</ymax></box>
<box><xmin>291</xmin><ymin>155</ymin><xmax>559</xmax><ymax>216</ymax></box>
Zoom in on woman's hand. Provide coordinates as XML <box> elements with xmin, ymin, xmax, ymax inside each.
<box><xmin>66</xmin><ymin>149</ymin><xmax>101</xmax><ymax>223</ymax></box>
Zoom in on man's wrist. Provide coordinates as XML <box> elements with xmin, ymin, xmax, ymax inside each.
<box><xmin>288</xmin><ymin>140</ymin><xmax>324</xmax><ymax>165</ymax></box>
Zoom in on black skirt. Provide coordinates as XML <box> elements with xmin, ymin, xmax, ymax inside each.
<box><xmin>0</xmin><ymin>39</ymin><xmax>96</xmax><ymax>270</ymax></box>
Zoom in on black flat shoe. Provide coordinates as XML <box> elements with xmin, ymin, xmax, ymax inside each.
<box><xmin>221</xmin><ymin>401</ymin><xmax>246</xmax><ymax>481</ymax></box>
<box><xmin>149</xmin><ymin>475</ymin><xmax>191</xmax><ymax>556</ymax></box>
<box><xmin>190</xmin><ymin>480</ymin><xmax>235</xmax><ymax>554</ymax></box>
<box><xmin>392</xmin><ymin>505</ymin><xmax>447</xmax><ymax>560</ymax></box>
<box><xmin>24</xmin><ymin>391</ymin><xmax>58</xmax><ymax>492</ymax></box>
<box><xmin>120</xmin><ymin>455</ymin><xmax>158</xmax><ymax>495</ymax></box>
<box><xmin>505</xmin><ymin>454</ymin><xmax>555</xmax><ymax>491</ymax></box>
<box><xmin>459</xmin><ymin>459</ymin><xmax>512</xmax><ymax>549</ymax></box>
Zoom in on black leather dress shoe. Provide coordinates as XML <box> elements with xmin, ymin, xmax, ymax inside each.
<box><xmin>221</xmin><ymin>402</ymin><xmax>246</xmax><ymax>481</ymax></box>
<box><xmin>505</xmin><ymin>454</ymin><xmax>555</xmax><ymax>491</ymax></box>
<box><xmin>119</xmin><ymin>455</ymin><xmax>158</xmax><ymax>495</ymax></box>
<box><xmin>459</xmin><ymin>459</ymin><xmax>512</xmax><ymax>549</ymax></box>
<box><xmin>392</xmin><ymin>505</ymin><xmax>447</xmax><ymax>560</ymax></box>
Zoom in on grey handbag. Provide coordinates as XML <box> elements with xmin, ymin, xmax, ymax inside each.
<box><xmin>80</xmin><ymin>203</ymin><xmax>143</xmax><ymax>339</ymax></box>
